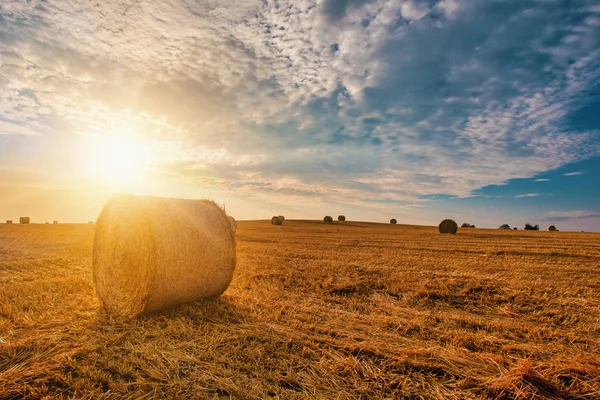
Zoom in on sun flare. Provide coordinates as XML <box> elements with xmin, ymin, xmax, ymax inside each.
<box><xmin>79</xmin><ymin>132</ymin><xmax>150</xmax><ymax>184</ymax></box>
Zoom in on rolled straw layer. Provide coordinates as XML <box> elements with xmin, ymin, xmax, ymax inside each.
<box><xmin>93</xmin><ymin>194</ymin><xmax>236</xmax><ymax>316</ymax></box>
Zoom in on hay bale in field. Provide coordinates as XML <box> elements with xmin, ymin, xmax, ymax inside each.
<box><xmin>53</xmin><ymin>221</ymin><xmax>58</xmax><ymax>224</ymax></box>
<box><xmin>323</xmin><ymin>216</ymin><xmax>333</xmax><ymax>223</ymax></box>
<box><xmin>6</xmin><ymin>220</ymin><xmax>12</xmax><ymax>224</ymax></box>
<box><xmin>271</xmin><ymin>216</ymin><xmax>283</xmax><ymax>225</ymax></box>
<box><xmin>278</xmin><ymin>215</ymin><xmax>285</xmax><ymax>221</ymax></box>
<box><xmin>92</xmin><ymin>194</ymin><xmax>236</xmax><ymax>317</ymax></box>
<box><xmin>390</xmin><ymin>219</ymin><xmax>397</xmax><ymax>225</ymax></box>
<box><xmin>338</xmin><ymin>215</ymin><xmax>346</xmax><ymax>221</ymax></box>
<box><xmin>439</xmin><ymin>219</ymin><xmax>458</xmax><ymax>234</ymax></box>
<box><xmin>228</xmin><ymin>216</ymin><xmax>237</xmax><ymax>231</ymax></box>
<box><xmin>19</xmin><ymin>217</ymin><xmax>30</xmax><ymax>224</ymax></box>
<box><xmin>548</xmin><ymin>225</ymin><xmax>557</xmax><ymax>231</ymax></box>
<box><xmin>513</xmin><ymin>227</ymin><xmax>518</xmax><ymax>230</ymax></box>
<box><xmin>499</xmin><ymin>224</ymin><xmax>511</xmax><ymax>230</ymax></box>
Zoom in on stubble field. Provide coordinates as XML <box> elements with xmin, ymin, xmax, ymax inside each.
<box><xmin>0</xmin><ymin>220</ymin><xmax>599</xmax><ymax>399</ymax></box>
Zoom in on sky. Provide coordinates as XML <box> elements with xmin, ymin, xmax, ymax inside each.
<box><xmin>0</xmin><ymin>0</ymin><xmax>599</xmax><ymax>231</ymax></box>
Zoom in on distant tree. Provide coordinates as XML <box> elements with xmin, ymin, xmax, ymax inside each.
<box><xmin>524</xmin><ymin>223</ymin><xmax>539</xmax><ymax>231</ymax></box>
<box><xmin>471</xmin><ymin>225</ymin><xmax>475</xmax><ymax>228</ymax></box>
<box><xmin>499</xmin><ymin>224</ymin><xmax>511</xmax><ymax>230</ymax></box>
<box><xmin>461</xmin><ymin>223</ymin><xmax>471</xmax><ymax>228</ymax></box>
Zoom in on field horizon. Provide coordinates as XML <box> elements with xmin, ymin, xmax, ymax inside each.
<box><xmin>1</xmin><ymin>220</ymin><xmax>599</xmax><ymax>399</ymax></box>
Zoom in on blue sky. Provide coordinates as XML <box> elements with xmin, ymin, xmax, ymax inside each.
<box><xmin>0</xmin><ymin>0</ymin><xmax>599</xmax><ymax>230</ymax></box>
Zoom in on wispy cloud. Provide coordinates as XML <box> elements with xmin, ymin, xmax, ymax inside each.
<box><xmin>548</xmin><ymin>210</ymin><xmax>600</xmax><ymax>221</ymax></box>
<box><xmin>563</xmin><ymin>171</ymin><xmax>586</xmax><ymax>176</ymax></box>
<box><xmin>534</xmin><ymin>179</ymin><xmax>550</xmax><ymax>182</ymax></box>
<box><xmin>0</xmin><ymin>0</ymin><xmax>599</xmax><ymax>207</ymax></box>
<box><xmin>515</xmin><ymin>193</ymin><xmax>542</xmax><ymax>198</ymax></box>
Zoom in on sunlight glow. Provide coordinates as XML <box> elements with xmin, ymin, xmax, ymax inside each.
<box><xmin>79</xmin><ymin>129</ymin><xmax>151</xmax><ymax>184</ymax></box>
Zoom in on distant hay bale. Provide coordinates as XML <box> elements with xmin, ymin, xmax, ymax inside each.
<box><xmin>45</xmin><ymin>222</ymin><xmax>49</xmax><ymax>224</ymax></box>
<box><xmin>499</xmin><ymin>224</ymin><xmax>511</xmax><ymax>230</ymax></box>
<box><xmin>548</xmin><ymin>225</ymin><xmax>557</xmax><ymax>231</ymax></box>
<box><xmin>19</xmin><ymin>217</ymin><xmax>30</xmax><ymax>224</ymax></box>
<box><xmin>390</xmin><ymin>219</ymin><xmax>397</xmax><ymax>225</ymax></box>
<box><xmin>228</xmin><ymin>216</ymin><xmax>237</xmax><ymax>231</ymax></box>
<box><xmin>278</xmin><ymin>215</ymin><xmax>285</xmax><ymax>221</ymax></box>
<box><xmin>338</xmin><ymin>215</ymin><xmax>346</xmax><ymax>221</ymax></box>
<box><xmin>439</xmin><ymin>219</ymin><xmax>458</xmax><ymax>234</ymax></box>
<box><xmin>53</xmin><ymin>221</ymin><xmax>58</xmax><ymax>224</ymax></box>
<box><xmin>271</xmin><ymin>216</ymin><xmax>283</xmax><ymax>225</ymax></box>
<box><xmin>6</xmin><ymin>220</ymin><xmax>12</xmax><ymax>224</ymax></box>
<box><xmin>92</xmin><ymin>194</ymin><xmax>236</xmax><ymax>317</ymax></box>
<box><xmin>323</xmin><ymin>216</ymin><xmax>333</xmax><ymax>223</ymax></box>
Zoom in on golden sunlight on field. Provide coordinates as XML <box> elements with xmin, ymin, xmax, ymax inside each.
<box><xmin>1</xmin><ymin>221</ymin><xmax>599</xmax><ymax>398</ymax></box>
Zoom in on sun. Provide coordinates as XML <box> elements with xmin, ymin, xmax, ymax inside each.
<box><xmin>79</xmin><ymin>132</ymin><xmax>150</xmax><ymax>184</ymax></box>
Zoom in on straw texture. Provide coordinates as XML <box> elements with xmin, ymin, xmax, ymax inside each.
<box><xmin>93</xmin><ymin>194</ymin><xmax>236</xmax><ymax>317</ymax></box>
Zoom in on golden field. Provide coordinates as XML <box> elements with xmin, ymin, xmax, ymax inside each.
<box><xmin>0</xmin><ymin>221</ymin><xmax>599</xmax><ymax>399</ymax></box>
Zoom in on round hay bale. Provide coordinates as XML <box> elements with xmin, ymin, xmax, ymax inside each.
<box><xmin>278</xmin><ymin>215</ymin><xmax>285</xmax><ymax>221</ymax></box>
<box><xmin>390</xmin><ymin>219</ymin><xmax>397</xmax><ymax>225</ymax></box>
<box><xmin>338</xmin><ymin>215</ymin><xmax>346</xmax><ymax>221</ymax></box>
<box><xmin>19</xmin><ymin>217</ymin><xmax>30</xmax><ymax>224</ymax></box>
<box><xmin>439</xmin><ymin>219</ymin><xmax>458</xmax><ymax>234</ymax></box>
<box><xmin>271</xmin><ymin>216</ymin><xmax>283</xmax><ymax>225</ymax></box>
<box><xmin>547</xmin><ymin>225</ymin><xmax>557</xmax><ymax>231</ymax></box>
<box><xmin>6</xmin><ymin>220</ymin><xmax>12</xmax><ymax>224</ymax></box>
<box><xmin>228</xmin><ymin>216</ymin><xmax>237</xmax><ymax>231</ymax></box>
<box><xmin>93</xmin><ymin>194</ymin><xmax>236</xmax><ymax>317</ymax></box>
<box><xmin>323</xmin><ymin>216</ymin><xmax>333</xmax><ymax>223</ymax></box>
<box><xmin>53</xmin><ymin>220</ymin><xmax>58</xmax><ymax>224</ymax></box>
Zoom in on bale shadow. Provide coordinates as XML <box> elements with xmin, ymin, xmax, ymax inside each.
<box><xmin>94</xmin><ymin>296</ymin><xmax>250</xmax><ymax>327</ymax></box>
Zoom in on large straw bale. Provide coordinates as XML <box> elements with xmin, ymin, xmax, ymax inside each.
<box><xmin>19</xmin><ymin>217</ymin><xmax>30</xmax><ymax>224</ymax></box>
<box><xmin>271</xmin><ymin>216</ymin><xmax>283</xmax><ymax>225</ymax></box>
<box><xmin>324</xmin><ymin>216</ymin><xmax>333</xmax><ymax>223</ymax></box>
<box><xmin>93</xmin><ymin>194</ymin><xmax>236</xmax><ymax>317</ymax></box>
<box><xmin>278</xmin><ymin>215</ymin><xmax>285</xmax><ymax>221</ymax></box>
<box><xmin>438</xmin><ymin>219</ymin><xmax>458</xmax><ymax>234</ymax></box>
<box><xmin>338</xmin><ymin>215</ymin><xmax>346</xmax><ymax>221</ymax></box>
<box><xmin>547</xmin><ymin>225</ymin><xmax>557</xmax><ymax>231</ymax></box>
<box><xmin>6</xmin><ymin>220</ymin><xmax>12</xmax><ymax>224</ymax></box>
<box><xmin>390</xmin><ymin>219</ymin><xmax>397</xmax><ymax>225</ymax></box>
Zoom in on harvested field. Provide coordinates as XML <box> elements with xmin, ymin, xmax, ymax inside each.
<box><xmin>1</xmin><ymin>221</ymin><xmax>599</xmax><ymax>399</ymax></box>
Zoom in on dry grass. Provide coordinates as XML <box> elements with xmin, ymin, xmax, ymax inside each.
<box><xmin>1</xmin><ymin>221</ymin><xmax>599</xmax><ymax>399</ymax></box>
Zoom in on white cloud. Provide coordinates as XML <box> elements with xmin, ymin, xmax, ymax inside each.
<box><xmin>534</xmin><ymin>178</ymin><xmax>550</xmax><ymax>182</ymax></box>
<box><xmin>515</xmin><ymin>193</ymin><xmax>542</xmax><ymax>198</ymax></box>
<box><xmin>0</xmin><ymin>0</ymin><xmax>599</xmax><ymax>208</ymax></box>
<box><xmin>563</xmin><ymin>171</ymin><xmax>586</xmax><ymax>176</ymax></box>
